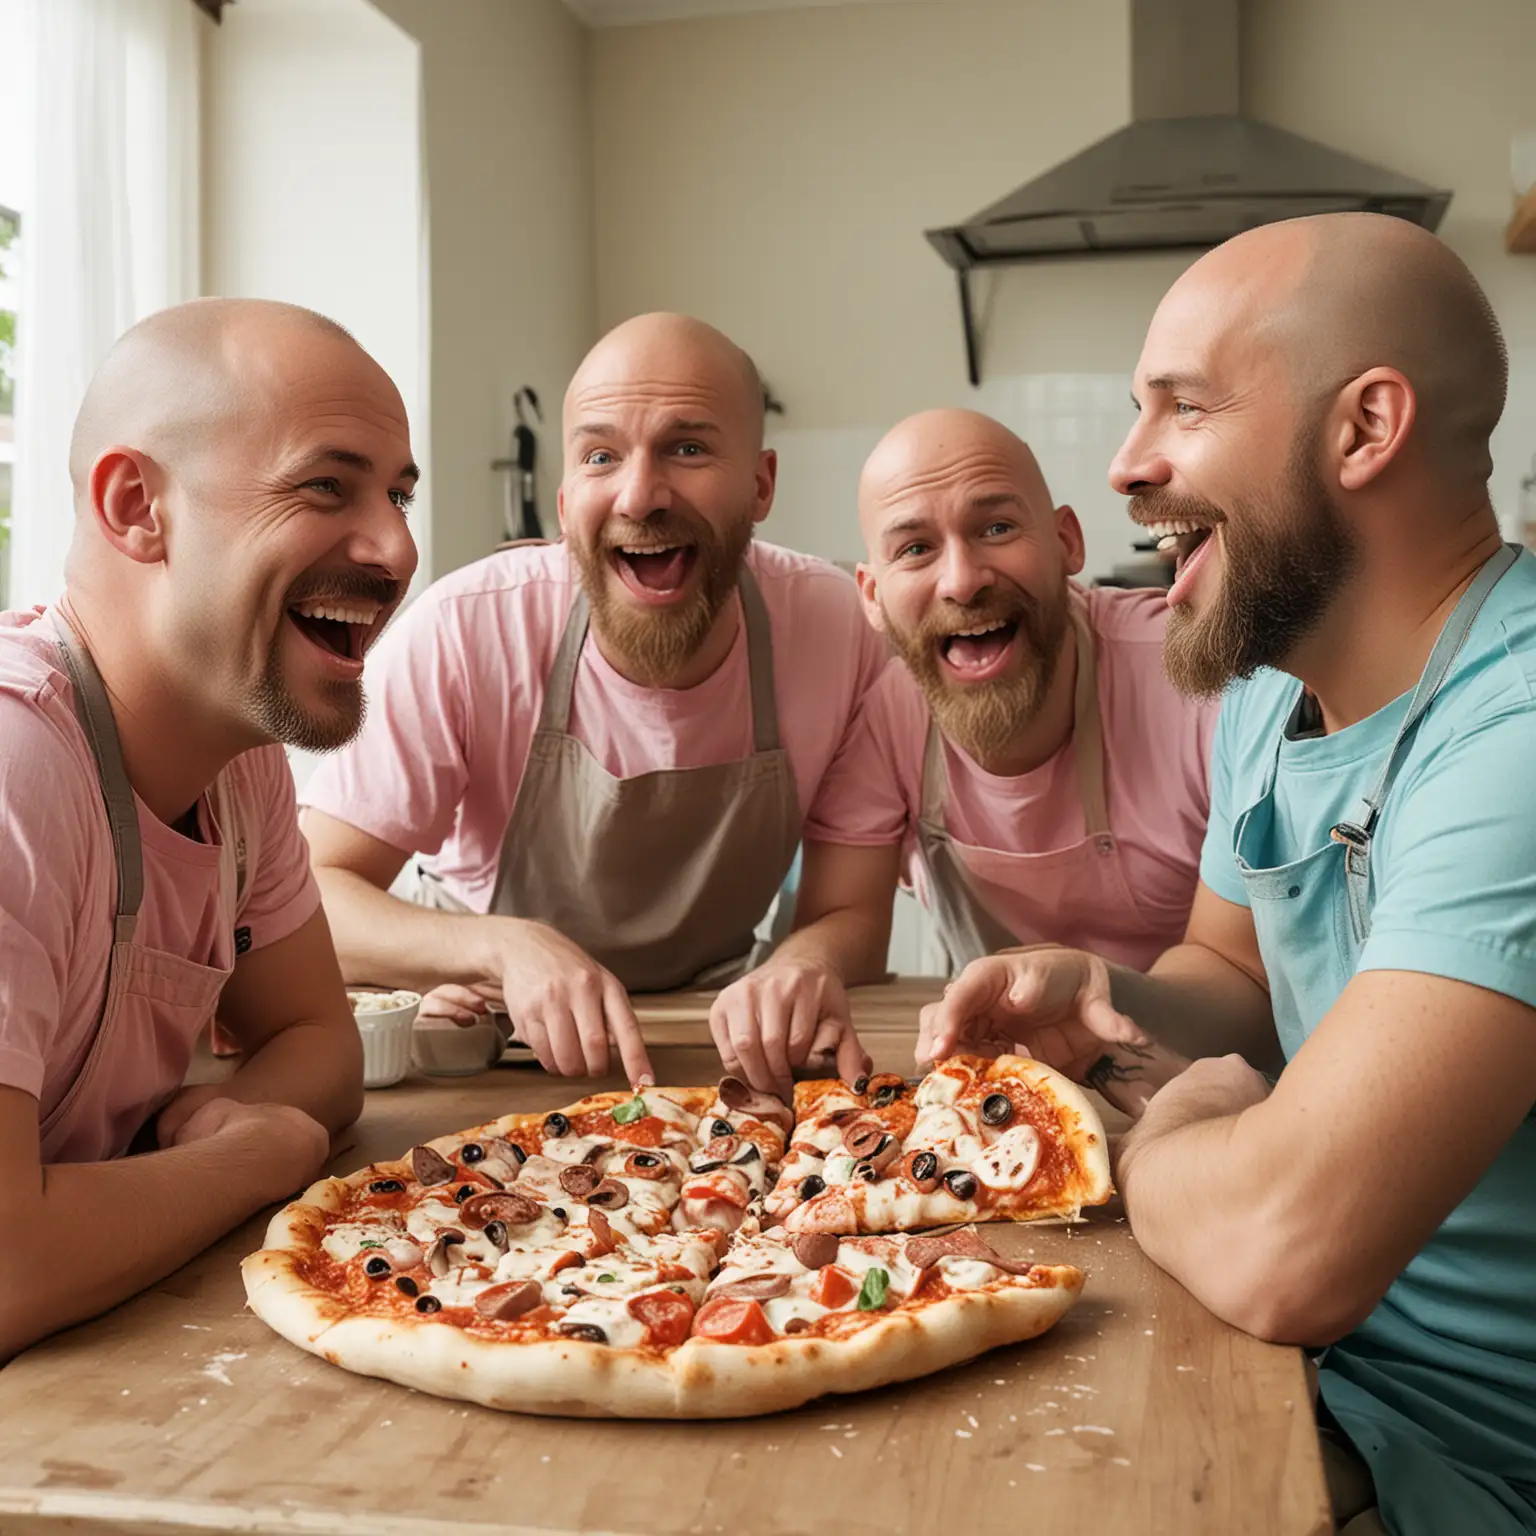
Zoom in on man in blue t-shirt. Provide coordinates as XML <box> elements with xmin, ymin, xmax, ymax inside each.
<box><xmin>917</xmin><ymin>212</ymin><xmax>1536</xmax><ymax>1536</ymax></box>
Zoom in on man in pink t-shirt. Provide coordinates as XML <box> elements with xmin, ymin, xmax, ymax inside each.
<box><xmin>0</xmin><ymin>298</ymin><xmax>419</xmax><ymax>1357</ymax></box>
<box><xmin>302</xmin><ymin>314</ymin><xmax>888</xmax><ymax>1089</ymax></box>
<box><xmin>709</xmin><ymin>409</ymin><xmax>1217</xmax><ymax>1090</ymax></box>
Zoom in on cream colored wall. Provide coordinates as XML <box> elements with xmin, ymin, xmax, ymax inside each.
<box><xmin>371</xmin><ymin>0</ymin><xmax>596</xmax><ymax>579</ymax></box>
<box><xmin>591</xmin><ymin>0</ymin><xmax>1536</xmax><ymax>574</ymax></box>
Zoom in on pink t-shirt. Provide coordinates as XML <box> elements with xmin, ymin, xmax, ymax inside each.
<box><xmin>0</xmin><ymin>608</ymin><xmax>321</xmax><ymax>1151</ymax></box>
<box><xmin>300</xmin><ymin>540</ymin><xmax>890</xmax><ymax>910</ymax></box>
<box><xmin>806</xmin><ymin>586</ymin><xmax>1218</xmax><ymax>951</ymax></box>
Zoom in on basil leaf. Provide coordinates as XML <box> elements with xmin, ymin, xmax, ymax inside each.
<box><xmin>856</xmin><ymin>1267</ymin><xmax>890</xmax><ymax>1311</ymax></box>
<box><xmin>597</xmin><ymin>1273</ymin><xmax>617</xmax><ymax>1283</ymax></box>
<box><xmin>357</xmin><ymin>1240</ymin><xmax>384</xmax><ymax>1251</ymax></box>
<box><xmin>612</xmin><ymin>1093</ymin><xmax>647</xmax><ymax>1125</ymax></box>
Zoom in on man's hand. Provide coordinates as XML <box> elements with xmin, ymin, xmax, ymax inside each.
<box><xmin>916</xmin><ymin>946</ymin><xmax>1150</xmax><ymax>1073</ymax></box>
<box><xmin>169</xmin><ymin>1097</ymin><xmax>332</xmax><ymax>1204</ymax></box>
<box><xmin>709</xmin><ymin>958</ymin><xmax>871</xmax><ymax>1096</ymax></box>
<box><xmin>1117</xmin><ymin>1054</ymin><xmax>1271</xmax><ymax>1164</ymax></box>
<box><xmin>494</xmin><ymin>920</ymin><xmax>654</xmax><ymax>1085</ymax></box>
<box><xmin>417</xmin><ymin>980</ymin><xmax>501</xmax><ymax>1026</ymax></box>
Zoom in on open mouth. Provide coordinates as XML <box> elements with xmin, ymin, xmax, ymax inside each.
<box><xmin>1143</xmin><ymin>518</ymin><xmax>1215</xmax><ymax>574</ymax></box>
<box><xmin>938</xmin><ymin>619</ymin><xmax>1019</xmax><ymax>681</ymax></box>
<box><xmin>611</xmin><ymin>543</ymin><xmax>699</xmax><ymax>600</ymax></box>
<box><xmin>285</xmin><ymin>599</ymin><xmax>383</xmax><ymax>666</ymax></box>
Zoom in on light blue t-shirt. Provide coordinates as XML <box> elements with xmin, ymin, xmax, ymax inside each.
<box><xmin>1201</xmin><ymin>550</ymin><xmax>1536</xmax><ymax>1536</ymax></box>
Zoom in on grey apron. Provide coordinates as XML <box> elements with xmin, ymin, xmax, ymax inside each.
<box><xmin>414</xmin><ymin>563</ymin><xmax>802</xmax><ymax>994</ymax></box>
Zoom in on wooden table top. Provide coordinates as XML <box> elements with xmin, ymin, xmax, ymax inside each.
<box><xmin>0</xmin><ymin>984</ymin><xmax>1330</xmax><ymax>1536</ymax></box>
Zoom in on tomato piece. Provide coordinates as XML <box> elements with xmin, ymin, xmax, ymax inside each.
<box><xmin>810</xmin><ymin>1265</ymin><xmax>858</xmax><ymax>1310</ymax></box>
<box><xmin>627</xmin><ymin>1289</ymin><xmax>695</xmax><ymax>1349</ymax></box>
<box><xmin>613</xmin><ymin>1115</ymin><xmax>665</xmax><ymax>1147</ymax></box>
<box><xmin>691</xmin><ymin>1297</ymin><xmax>777</xmax><ymax>1346</ymax></box>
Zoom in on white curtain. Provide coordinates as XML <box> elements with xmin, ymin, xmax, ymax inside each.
<box><xmin>10</xmin><ymin>0</ymin><xmax>201</xmax><ymax>609</ymax></box>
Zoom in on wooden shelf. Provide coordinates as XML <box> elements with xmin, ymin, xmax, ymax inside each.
<box><xmin>1507</xmin><ymin>185</ymin><xmax>1536</xmax><ymax>253</ymax></box>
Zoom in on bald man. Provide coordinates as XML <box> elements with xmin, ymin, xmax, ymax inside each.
<box><xmin>714</xmin><ymin>409</ymin><xmax>1219</xmax><ymax>1095</ymax></box>
<box><xmin>0</xmin><ymin>298</ymin><xmax>418</xmax><ymax>1356</ymax></box>
<box><xmin>302</xmin><ymin>313</ymin><xmax>887</xmax><ymax>1092</ymax></box>
<box><xmin>922</xmin><ymin>215</ymin><xmax>1536</xmax><ymax>1535</ymax></box>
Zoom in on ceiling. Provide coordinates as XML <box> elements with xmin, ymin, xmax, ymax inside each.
<box><xmin>564</xmin><ymin>0</ymin><xmax>908</xmax><ymax>28</ymax></box>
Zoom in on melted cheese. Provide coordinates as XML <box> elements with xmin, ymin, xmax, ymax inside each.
<box><xmin>321</xmin><ymin>1219</ymin><xmax>402</xmax><ymax>1262</ymax></box>
<box><xmin>936</xmin><ymin>1256</ymin><xmax>1005</xmax><ymax>1290</ymax></box>
<box><xmin>555</xmin><ymin>1297</ymin><xmax>647</xmax><ymax>1349</ymax></box>
<box><xmin>541</xmin><ymin>1134</ymin><xmax>611</xmax><ymax>1167</ymax></box>
<box><xmin>914</xmin><ymin>1068</ymin><xmax>968</xmax><ymax>1109</ymax></box>
<box><xmin>424</xmin><ymin>1268</ymin><xmax>497</xmax><ymax>1307</ymax></box>
<box><xmin>404</xmin><ymin>1193</ymin><xmax>465</xmax><ymax>1245</ymax></box>
<box><xmin>972</xmin><ymin>1125</ymin><xmax>1041</xmax><ymax>1191</ymax></box>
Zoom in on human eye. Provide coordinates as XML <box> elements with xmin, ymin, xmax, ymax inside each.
<box><xmin>389</xmin><ymin>487</ymin><xmax>415</xmax><ymax>511</ymax></box>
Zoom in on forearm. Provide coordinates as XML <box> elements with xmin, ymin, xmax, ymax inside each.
<box><xmin>314</xmin><ymin>866</ymin><xmax>504</xmax><ymax>991</ymax></box>
<box><xmin>0</xmin><ymin>1132</ymin><xmax>300</xmax><ymax>1358</ymax></box>
<box><xmin>212</xmin><ymin>1021</ymin><xmax>363</xmax><ymax>1135</ymax></box>
<box><xmin>1111</xmin><ymin>943</ymin><xmax>1281</xmax><ymax>1070</ymax></box>
<box><xmin>776</xmin><ymin>908</ymin><xmax>891</xmax><ymax>987</ymax></box>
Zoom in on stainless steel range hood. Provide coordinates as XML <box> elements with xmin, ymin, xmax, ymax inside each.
<box><xmin>927</xmin><ymin>0</ymin><xmax>1451</xmax><ymax>383</ymax></box>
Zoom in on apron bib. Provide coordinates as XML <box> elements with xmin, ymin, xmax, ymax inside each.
<box><xmin>915</xmin><ymin>603</ymin><xmax>1172</xmax><ymax>973</ymax></box>
<box><xmin>413</xmin><ymin>563</ymin><xmax>802</xmax><ymax>995</ymax></box>
<box><xmin>40</xmin><ymin>616</ymin><xmax>245</xmax><ymax>1164</ymax></box>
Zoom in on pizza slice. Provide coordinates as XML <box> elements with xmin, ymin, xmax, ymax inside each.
<box><xmin>765</xmin><ymin>1054</ymin><xmax>1111</xmax><ymax>1234</ymax></box>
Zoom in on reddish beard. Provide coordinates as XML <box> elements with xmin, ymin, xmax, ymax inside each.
<box><xmin>569</xmin><ymin>509</ymin><xmax>754</xmax><ymax>686</ymax></box>
<box><xmin>884</xmin><ymin>582</ymin><xmax>1071</xmax><ymax>769</ymax></box>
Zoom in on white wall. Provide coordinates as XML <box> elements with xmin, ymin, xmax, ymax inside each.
<box><xmin>591</xmin><ymin>0</ymin><xmax>1536</xmax><ymax>575</ymax></box>
<box><xmin>203</xmin><ymin>0</ymin><xmax>429</xmax><ymax>567</ymax></box>
<box><xmin>369</xmin><ymin>0</ymin><xmax>596</xmax><ymax>579</ymax></box>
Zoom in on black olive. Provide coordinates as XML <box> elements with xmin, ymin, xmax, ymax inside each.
<box><xmin>854</xmin><ymin>1162</ymin><xmax>879</xmax><ymax>1183</ymax></box>
<box><xmin>872</xmin><ymin>1085</ymin><xmax>900</xmax><ymax>1108</ymax></box>
<box><xmin>910</xmin><ymin>1150</ymin><xmax>939</xmax><ymax>1181</ymax></box>
<box><xmin>981</xmin><ymin>1093</ymin><xmax>1014</xmax><ymax>1128</ymax></box>
<box><xmin>364</xmin><ymin>1255</ymin><xmax>390</xmax><ymax>1279</ymax></box>
<box><xmin>943</xmin><ymin>1169</ymin><xmax>979</xmax><ymax>1201</ymax></box>
<box><xmin>551</xmin><ymin>1207</ymin><xmax>568</xmax><ymax>1221</ymax></box>
<box><xmin>369</xmin><ymin>1178</ymin><xmax>404</xmax><ymax>1194</ymax></box>
<box><xmin>631</xmin><ymin>1152</ymin><xmax>663</xmax><ymax>1169</ymax></box>
<box><xmin>561</xmin><ymin>1285</ymin><xmax>581</xmax><ymax>1296</ymax></box>
<box><xmin>460</xmin><ymin>1143</ymin><xmax>485</xmax><ymax>1164</ymax></box>
<box><xmin>510</xmin><ymin>1143</ymin><xmax>528</xmax><ymax>1163</ymax></box>
<box><xmin>395</xmin><ymin>1276</ymin><xmax>419</xmax><ymax>1298</ymax></box>
<box><xmin>852</xmin><ymin>1076</ymin><xmax>869</xmax><ymax>1096</ymax></box>
<box><xmin>559</xmin><ymin>1322</ymin><xmax>608</xmax><ymax>1344</ymax></box>
<box><xmin>711</xmin><ymin>1118</ymin><xmax>734</xmax><ymax>1138</ymax></box>
<box><xmin>732</xmin><ymin>1143</ymin><xmax>762</xmax><ymax>1165</ymax></box>
<box><xmin>415</xmin><ymin>1295</ymin><xmax>442</xmax><ymax>1314</ymax></box>
<box><xmin>484</xmin><ymin>1220</ymin><xmax>508</xmax><ymax>1248</ymax></box>
<box><xmin>690</xmin><ymin>1159</ymin><xmax>724</xmax><ymax>1174</ymax></box>
<box><xmin>454</xmin><ymin>1184</ymin><xmax>475</xmax><ymax>1203</ymax></box>
<box><xmin>544</xmin><ymin>1112</ymin><xmax>570</xmax><ymax>1137</ymax></box>
<box><xmin>799</xmin><ymin>1173</ymin><xmax>826</xmax><ymax>1199</ymax></box>
<box><xmin>442</xmin><ymin>1231</ymin><xmax>465</xmax><ymax>1246</ymax></box>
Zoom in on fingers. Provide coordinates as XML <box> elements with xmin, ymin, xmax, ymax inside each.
<box><xmin>1080</xmin><ymin>992</ymin><xmax>1151</xmax><ymax>1047</ymax></box>
<box><xmin>834</xmin><ymin>1024</ymin><xmax>871</xmax><ymax>1087</ymax></box>
<box><xmin>715</xmin><ymin>987</ymin><xmax>777</xmax><ymax>1093</ymax></box>
<box><xmin>921</xmin><ymin>959</ymin><xmax>1014</xmax><ymax>1060</ymax></box>
<box><xmin>418</xmin><ymin>983</ymin><xmax>490</xmax><ymax>1027</ymax></box>
<box><xmin>604</xmin><ymin>978</ymin><xmax>654</xmax><ymax>1088</ymax></box>
<box><xmin>708</xmin><ymin>995</ymin><xmax>743</xmax><ymax>1080</ymax></box>
<box><xmin>567</xmin><ymin>972</ymin><xmax>611</xmax><ymax>1079</ymax></box>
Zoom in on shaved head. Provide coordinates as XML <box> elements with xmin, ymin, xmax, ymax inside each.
<box><xmin>857</xmin><ymin>409</ymin><xmax>1081</xmax><ymax>771</ymax></box>
<box><xmin>559</xmin><ymin>312</ymin><xmax>774</xmax><ymax>687</ymax></box>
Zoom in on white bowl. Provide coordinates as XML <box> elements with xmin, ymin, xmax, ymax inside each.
<box><xmin>347</xmin><ymin>989</ymin><xmax>421</xmax><ymax>1089</ymax></box>
<box><xmin>411</xmin><ymin>1017</ymin><xmax>505</xmax><ymax>1078</ymax></box>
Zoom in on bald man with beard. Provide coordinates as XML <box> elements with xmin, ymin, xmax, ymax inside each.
<box><xmin>923</xmin><ymin>214</ymin><xmax>1536</xmax><ymax>1535</ymax></box>
<box><xmin>302</xmin><ymin>313</ymin><xmax>888</xmax><ymax>1094</ymax></box>
<box><xmin>718</xmin><ymin>409</ymin><xmax>1221</xmax><ymax>1103</ymax></box>
<box><xmin>0</xmin><ymin>298</ymin><xmax>418</xmax><ymax>1357</ymax></box>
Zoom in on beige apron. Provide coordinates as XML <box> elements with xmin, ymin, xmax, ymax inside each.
<box><xmin>412</xmin><ymin>563</ymin><xmax>802</xmax><ymax>995</ymax></box>
<box><xmin>40</xmin><ymin>616</ymin><xmax>246</xmax><ymax>1163</ymax></box>
<box><xmin>915</xmin><ymin>602</ymin><xmax>1166</xmax><ymax>973</ymax></box>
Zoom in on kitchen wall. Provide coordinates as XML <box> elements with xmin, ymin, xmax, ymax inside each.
<box><xmin>590</xmin><ymin>0</ymin><xmax>1536</xmax><ymax>576</ymax></box>
<box><xmin>203</xmin><ymin>0</ymin><xmax>429</xmax><ymax>566</ymax></box>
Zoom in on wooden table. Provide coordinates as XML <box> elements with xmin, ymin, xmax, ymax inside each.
<box><xmin>0</xmin><ymin>984</ymin><xmax>1330</xmax><ymax>1535</ymax></box>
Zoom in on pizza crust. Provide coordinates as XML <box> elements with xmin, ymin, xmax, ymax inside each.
<box><xmin>242</xmin><ymin>1246</ymin><xmax>1083</xmax><ymax>1418</ymax></box>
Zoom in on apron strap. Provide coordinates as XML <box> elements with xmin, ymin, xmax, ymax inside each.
<box><xmin>737</xmin><ymin>562</ymin><xmax>781</xmax><ymax>755</ymax></box>
<box><xmin>539</xmin><ymin>559</ymin><xmax>782</xmax><ymax>753</ymax></box>
<box><xmin>50</xmin><ymin>613</ymin><xmax>143</xmax><ymax>944</ymax></box>
<box><xmin>1332</xmin><ymin>542</ymin><xmax>1520</xmax><ymax>944</ymax></box>
<box><xmin>1067</xmin><ymin>602</ymin><xmax>1111</xmax><ymax>838</ymax></box>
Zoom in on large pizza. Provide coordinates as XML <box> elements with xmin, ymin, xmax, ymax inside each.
<box><xmin>243</xmin><ymin>1055</ymin><xmax>1110</xmax><ymax>1418</ymax></box>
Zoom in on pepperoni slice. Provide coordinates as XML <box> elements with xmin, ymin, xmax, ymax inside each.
<box><xmin>627</xmin><ymin>1289</ymin><xmax>696</xmax><ymax>1349</ymax></box>
<box><xmin>810</xmin><ymin>1265</ymin><xmax>858</xmax><ymax>1309</ymax></box>
<box><xmin>691</xmin><ymin>1296</ymin><xmax>778</xmax><ymax>1346</ymax></box>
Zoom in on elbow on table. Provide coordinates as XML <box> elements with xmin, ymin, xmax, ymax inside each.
<box><xmin>0</xmin><ymin>1264</ymin><xmax>63</xmax><ymax>1362</ymax></box>
<box><xmin>1197</xmin><ymin>1234</ymin><xmax>1381</xmax><ymax>1348</ymax></box>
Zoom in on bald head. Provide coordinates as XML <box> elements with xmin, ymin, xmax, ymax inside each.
<box><xmin>68</xmin><ymin>298</ymin><xmax>371</xmax><ymax>505</ymax></box>
<box><xmin>1168</xmin><ymin>213</ymin><xmax>1506</xmax><ymax>484</ymax></box>
<box><xmin>564</xmin><ymin>312</ymin><xmax>765</xmax><ymax>454</ymax></box>
<box><xmin>859</xmin><ymin>410</ymin><xmax>1055</xmax><ymax>554</ymax></box>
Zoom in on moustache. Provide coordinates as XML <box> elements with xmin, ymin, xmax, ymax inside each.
<box><xmin>285</xmin><ymin>572</ymin><xmax>403</xmax><ymax>609</ymax></box>
<box><xmin>1127</xmin><ymin>489</ymin><xmax>1228</xmax><ymax>530</ymax></box>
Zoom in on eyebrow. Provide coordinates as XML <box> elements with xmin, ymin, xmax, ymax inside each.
<box><xmin>1137</xmin><ymin>371</ymin><xmax>1209</xmax><ymax>398</ymax></box>
<box><xmin>568</xmin><ymin>417</ymin><xmax>723</xmax><ymax>442</ymax></box>
<box><xmin>296</xmin><ymin>448</ymin><xmax>419</xmax><ymax>482</ymax></box>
